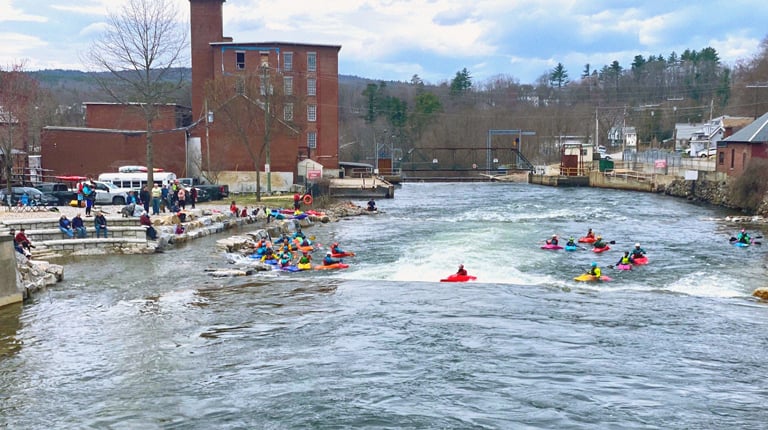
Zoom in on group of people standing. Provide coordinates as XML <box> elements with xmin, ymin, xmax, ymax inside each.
<box><xmin>127</xmin><ymin>181</ymin><xmax>197</xmax><ymax>216</ymax></box>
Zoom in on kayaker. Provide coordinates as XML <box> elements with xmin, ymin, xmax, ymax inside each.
<box><xmin>331</xmin><ymin>242</ymin><xmax>345</xmax><ymax>255</ymax></box>
<box><xmin>630</xmin><ymin>243</ymin><xmax>646</xmax><ymax>259</ymax></box>
<box><xmin>279</xmin><ymin>253</ymin><xmax>292</xmax><ymax>268</ymax></box>
<box><xmin>617</xmin><ymin>251</ymin><xmax>632</xmax><ymax>266</ymax></box>
<box><xmin>588</xmin><ymin>262</ymin><xmax>601</xmax><ymax>278</ymax></box>
<box><xmin>298</xmin><ymin>251</ymin><xmax>312</xmax><ymax>268</ymax></box>
<box><xmin>593</xmin><ymin>236</ymin><xmax>607</xmax><ymax>249</ymax></box>
<box><xmin>456</xmin><ymin>264</ymin><xmax>468</xmax><ymax>276</ymax></box>
<box><xmin>586</xmin><ymin>228</ymin><xmax>595</xmax><ymax>239</ymax></box>
<box><xmin>546</xmin><ymin>234</ymin><xmax>559</xmax><ymax>245</ymax></box>
<box><xmin>367</xmin><ymin>199</ymin><xmax>377</xmax><ymax>212</ymax></box>
<box><xmin>566</xmin><ymin>237</ymin><xmax>576</xmax><ymax>247</ymax></box>
<box><xmin>736</xmin><ymin>229</ymin><xmax>751</xmax><ymax>244</ymax></box>
<box><xmin>323</xmin><ymin>252</ymin><xmax>341</xmax><ymax>266</ymax></box>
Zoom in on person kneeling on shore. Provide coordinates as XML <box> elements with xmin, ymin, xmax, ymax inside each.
<box><xmin>140</xmin><ymin>213</ymin><xmax>158</xmax><ymax>240</ymax></box>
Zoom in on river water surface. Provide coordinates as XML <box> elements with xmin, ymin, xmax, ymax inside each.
<box><xmin>2</xmin><ymin>182</ymin><xmax>768</xmax><ymax>429</ymax></box>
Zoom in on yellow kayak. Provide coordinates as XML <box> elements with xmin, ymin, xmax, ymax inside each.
<box><xmin>573</xmin><ymin>274</ymin><xmax>612</xmax><ymax>282</ymax></box>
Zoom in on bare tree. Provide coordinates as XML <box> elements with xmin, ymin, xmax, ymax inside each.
<box><xmin>0</xmin><ymin>63</ymin><xmax>41</xmax><ymax>195</ymax></box>
<box><xmin>205</xmin><ymin>66</ymin><xmax>301</xmax><ymax>201</ymax></box>
<box><xmin>83</xmin><ymin>0</ymin><xmax>187</xmax><ymax>187</ymax></box>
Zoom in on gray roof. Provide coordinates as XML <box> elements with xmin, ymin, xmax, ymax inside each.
<box><xmin>723</xmin><ymin>112</ymin><xmax>768</xmax><ymax>143</ymax></box>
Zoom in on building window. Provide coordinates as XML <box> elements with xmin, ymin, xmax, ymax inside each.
<box><xmin>308</xmin><ymin>131</ymin><xmax>317</xmax><ymax>149</ymax></box>
<box><xmin>307</xmin><ymin>78</ymin><xmax>316</xmax><ymax>96</ymax></box>
<box><xmin>284</xmin><ymin>76</ymin><xmax>293</xmax><ymax>96</ymax></box>
<box><xmin>307</xmin><ymin>52</ymin><xmax>317</xmax><ymax>72</ymax></box>
<box><xmin>718</xmin><ymin>151</ymin><xmax>724</xmax><ymax>165</ymax></box>
<box><xmin>730</xmin><ymin>149</ymin><xmax>735</xmax><ymax>168</ymax></box>
<box><xmin>307</xmin><ymin>104</ymin><xmax>317</xmax><ymax>122</ymax></box>
<box><xmin>236</xmin><ymin>51</ymin><xmax>245</xmax><ymax>70</ymax></box>
<box><xmin>284</xmin><ymin>52</ymin><xmax>293</xmax><ymax>72</ymax></box>
<box><xmin>284</xmin><ymin>103</ymin><xmax>293</xmax><ymax>121</ymax></box>
<box><xmin>235</xmin><ymin>77</ymin><xmax>245</xmax><ymax>95</ymax></box>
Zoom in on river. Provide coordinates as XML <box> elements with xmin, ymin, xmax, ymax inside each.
<box><xmin>2</xmin><ymin>182</ymin><xmax>768</xmax><ymax>429</ymax></box>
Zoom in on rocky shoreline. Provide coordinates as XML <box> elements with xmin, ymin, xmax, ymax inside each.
<box><xmin>4</xmin><ymin>200</ymin><xmax>376</xmax><ymax>298</ymax></box>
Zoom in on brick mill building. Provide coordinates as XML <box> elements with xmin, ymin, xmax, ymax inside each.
<box><xmin>41</xmin><ymin>0</ymin><xmax>341</xmax><ymax>190</ymax></box>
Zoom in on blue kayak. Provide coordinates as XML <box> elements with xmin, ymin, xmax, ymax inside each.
<box><xmin>733</xmin><ymin>241</ymin><xmax>750</xmax><ymax>247</ymax></box>
<box><xmin>565</xmin><ymin>245</ymin><xmax>578</xmax><ymax>252</ymax></box>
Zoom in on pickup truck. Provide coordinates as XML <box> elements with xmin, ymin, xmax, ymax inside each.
<box><xmin>178</xmin><ymin>178</ymin><xmax>229</xmax><ymax>201</ymax></box>
<box><xmin>34</xmin><ymin>182</ymin><xmax>77</xmax><ymax>205</ymax></box>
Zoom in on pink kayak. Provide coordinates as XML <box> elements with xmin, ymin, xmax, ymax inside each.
<box><xmin>541</xmin><ymin>244</ymin><xmax>563</xmax><ymax>250</ymax></box>
<box><xmin>616</xmin><ymin>263</ymin><xmax>632</xmax><ymax>271</ymax></box>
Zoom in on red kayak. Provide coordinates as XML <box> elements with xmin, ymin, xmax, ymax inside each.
<box><xmin>314</xmin><ymin>263</ymin><xmax>349</xmax><ymax>270</ymax></box>
<box><xmin>440</xmin><ymin>274</ymin><xmax>477</xmax><ymax>282</ymax></box>
<box><xmin>578</xmin><ymin>237</ymin><xmax>597</xmax><ymax>243</ymax></box>
<box><xmin>331</xmin><ymin>251</ymin><xmax>355</xmax><ymax>258</ymax></box>
<box><xmin>632</xmin><ymin>256</ymin><xmax>648</xmax><ymax>265</ymax></box>
<box><xmin>592</xmin><ymin>245</ymin><xmax>610</xmax><ymax>253</ymax></box>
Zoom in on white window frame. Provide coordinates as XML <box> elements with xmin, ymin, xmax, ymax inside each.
<box><xmin>307</xmin><ymin>78</ymin><xmax>316</xmax><ymax>96</ymax></box>
<box><xmin>236</xmin><ymin>51</ymin><xmax>245</xmax><ymax>70</ymax></box>
<box><xmin>307</xmin><ymin>52</ymin><xmax>317</xmax><ymax>72</ymax></box>
<box><xmin>284</xmin><ymin>52</ymin><xmax>293</xmax><ymax>72</ymax></box>
<box><xmin>284</xmin><ymin>76</ymin><xmax>293</xmax><ymax>96</ymax></box>
<box><xmin>284</xmin><ymin>103</ymin><xmax>294</xmax><ymax>121</ymax></box>
<box><xmin>308</xmin><ymin>131</ymin><xmax>317</xmax><ymax>149</ymax></box>
<box><xmin>307</xmin><ymin>104</ymin><xmax>317</xmax><ymax>122</ymax></box>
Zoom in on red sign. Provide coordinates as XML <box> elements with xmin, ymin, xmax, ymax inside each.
<box><xmin>654</xmin><ymin>160</ymin><xmax>667</xmax><ymax>168</ymax></box>
<box><xmin>307</xmin><ymin>170</ymin><xmax>322</xmax><ymax>180</ymax></box>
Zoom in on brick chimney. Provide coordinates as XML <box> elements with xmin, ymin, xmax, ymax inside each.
<box><xmin>189</xmin><ymin>0</ymin><xmax>225</xmax><ymax>124</ymax></box>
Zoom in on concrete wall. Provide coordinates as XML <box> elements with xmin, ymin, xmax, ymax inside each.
<box><xmin>0</xmin><ymin>236</ymin><xmax>22</xmax><ymax>308</ymax></box>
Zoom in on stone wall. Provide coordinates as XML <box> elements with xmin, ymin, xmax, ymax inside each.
<box><xmin>0</xmin><ymin>236</ymin><xmax>23</xmax><ymax>308</ymax></box>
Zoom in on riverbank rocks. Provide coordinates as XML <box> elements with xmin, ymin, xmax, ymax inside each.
<box><xmin>752</xmin><ymin>288</ymin><xmax>768</xmax><ymax>300</ymax></box>
<box><xmin>16</xmin><ymin>256</ymin><xmax>64</xmax><ymax>299</ymax></box>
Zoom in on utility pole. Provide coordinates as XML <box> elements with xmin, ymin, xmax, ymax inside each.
<box><xmin>261</xmin><ymin>62</ymin><xmax>272</xmax><ymax>193</ymax></box>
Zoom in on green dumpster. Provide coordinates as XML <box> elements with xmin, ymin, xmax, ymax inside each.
<box><xmin>598</xmin><ymin>158</ymin><xmax>614</xmax><ymax>172</ymax></box>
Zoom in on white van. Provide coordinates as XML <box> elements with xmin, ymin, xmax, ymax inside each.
<box><xmin>98</xmin><ymin>171</ymin><xmax>177</xmax><ymax>189</ymax></box>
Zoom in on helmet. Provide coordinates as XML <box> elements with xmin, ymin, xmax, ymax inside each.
<box><xmin>591</xmin><ymin>262</ymin><xmax>597</xmax><ymax>267</ymax></box>
<box><xmin>569</xmin><ymin>237</ymin><xmax>574</xmax><ymax>240</ymax></box>
<box><xmin>326</xmin><ymin>252</ymin><xmax>331</xmax><ymax>256</ymax></box>
<box><xmin>333</xmin><ymin>242</ymin><xmax>338</xmax><ymax>246</ymax></box>
<box><xmin>302</xmin><ymin>251</ymin><xmax>308</xmax><ymax>255</ymax></box>
<box><xmin>459</xmin><ymin>264</ymin><xmax>464</xmax><ymax>269</ymax></box>
<box><xmin>635</xmin><ymin>243</ymin><xmax>640</xmax><ymax>247</ymax></box>
<box><xmin>597</xmin><ymin>235</ymin><xmax>602</xmax><ymax>239</ymax></box>
<box><xmin>552</xmin><ymin>234</ymin><xmax>557</xmax><ymax>238</ymax></box>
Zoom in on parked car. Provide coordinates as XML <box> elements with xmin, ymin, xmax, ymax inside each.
<box><xmin>34</xmin><ymin>182</ymin><xmax>77</xmax><ymax>205</ymax></box>
<box><xmin>0</xmin><ymin>186</ymin><xmax>58</xmax><ymax>207</ymax></box>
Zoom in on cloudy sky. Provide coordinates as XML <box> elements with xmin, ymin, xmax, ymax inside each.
<box><xmin>1</xmin><ymin>0</ymin><xmax>767</xmax><ymax>85</ymax></box>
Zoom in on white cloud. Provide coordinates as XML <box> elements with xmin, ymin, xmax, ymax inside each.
<box><xmin>0</xmin><ymin>0</ymin><xmax>47</xmax><ymax>22</ymax></box>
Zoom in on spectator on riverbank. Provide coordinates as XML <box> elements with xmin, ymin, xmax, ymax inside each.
<box><xmin>151</xmin><ymin>183</ymin><xmax>162</xmax><ymax>215</ymax></box>
<box><xmin>59</xmin><ymin>215</ymin><xmax>74</xmax><ymax>238</ymax></box>
<box><xmin>14</xmin><ymin>228</ymin><xmax>35</xmax><ymax>251</ymax></box>
<box><xmin>140</xmin><ymin>212</ymin><xmax>158</xmax><ymax>240</ymax></box>
<box><xmin>94</xmin><ymin>211</ymin><xmax>108</xmax><ymax>238</ymax></box>
<box><xmin>72</xmin><ymin>213</ymin><xmax>87</xmax><ymax>238</ymax></box>
<box><xmin>139</xmin><ymin>185</ymin><xmax>150</xmax><ymax>214</ymax></box>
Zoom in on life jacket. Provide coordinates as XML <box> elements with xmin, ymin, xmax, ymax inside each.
<box><xmin>620</xmin><ymin>256</ymin><xmax>630</xmax><ymax>264</ymax></box>
<box><xmin>299</xmin><ymin>256</ymin><xmax>310</xmax><ymax>264</ymax></box>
